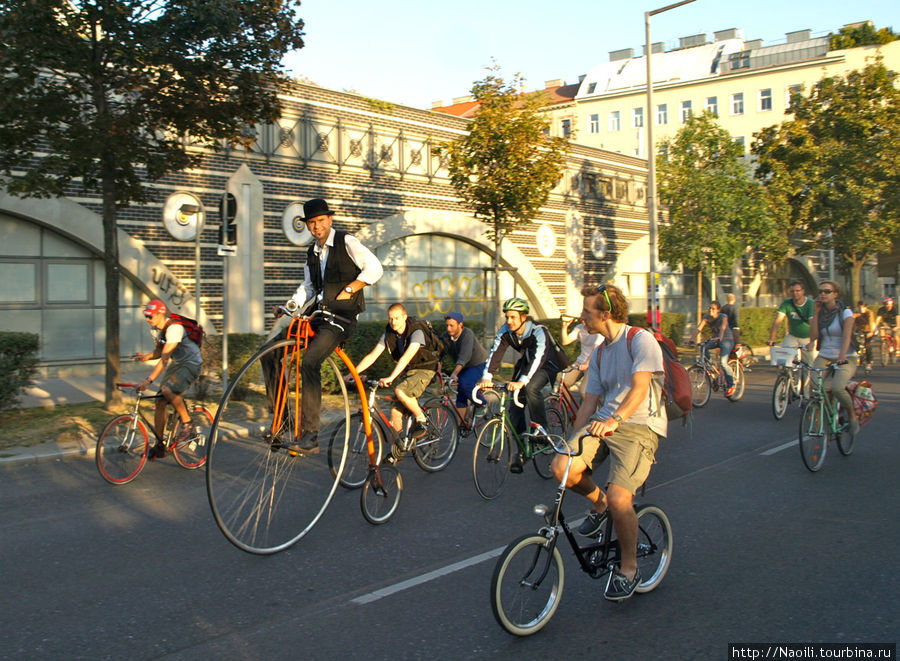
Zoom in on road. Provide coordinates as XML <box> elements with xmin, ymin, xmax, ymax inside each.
<box><xmin>2</xmin><ymin>364</ymin><xmax>898</xmax><ymax>660</ymax></box>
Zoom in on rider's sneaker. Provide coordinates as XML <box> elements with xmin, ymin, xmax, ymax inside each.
<box><xmin>509</xmin><ymin>453</ymin><xmax>525</xmax><ymax>474</ymax></box>
<box><xmin>382</xmin><ymin>443</ymin><xmax>403</xmax><ymax>465</ymax></box>
<box><xmin>725</xmin><ymin>385</ymin><xmax>736</xmax><ymax>397</ymax></box>
<box><xmin>147</xmin><ymin>443</ymin><xmax>166</xmax><ymax>461</ymax></box>
<box><xmin>604</xmin><ymin>567</ymin><xmax>642</xmax><ymax>601</ymax></box>
<box><xmin>409</xmin><ymin>420</ymin><xmax>427</xmax><ymax>440</ymax></box>
<box><xmin>174</xmin><ymin>422</ymin><xmax>195</xmax><ymax>444</ymax></box>
<box><xmin>577</xmin><ymin>510</ymin><xmax>608</xmax><ymax>538</ymax></box>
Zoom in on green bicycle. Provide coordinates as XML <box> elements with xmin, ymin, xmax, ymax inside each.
<box><xmin>799</xmin><ymin>361</ymin><xmax>855</xmax><ymax>472</ymax></box>
<box><xmin>471</xmin><ymin>383</ymin><xmax>564</xmax><ymax>500</ymax></box>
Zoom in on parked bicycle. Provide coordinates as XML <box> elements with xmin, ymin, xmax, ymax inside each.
<box><xmin>324</xmin><ymin>378</ymin><xmax>458</xmax><ymax>522</ymax></box>
<box><xmin>544</xmin><ymin>366</ymin><xmax>581</xmax><ymax>433</ymax></box>
<box><xmin>95</xmin><ymin>383</ymin><xmax>212</xmax><ymax>485</ymax></box>
<box><xmin>470</xmin><ymin>384</ymin><xmax>564</xmax><ymax>500</ymax></box>
<box><xmin>798</xmin><ymin>361</ymin><xmax>855</xmax><ymax>472</ymax></box>
<box><xmin>205</xmin><ymin>306</ymin><xmax>394</xmax><ymax>554</ymax></box>
<box><xmin>771</xmin><ymin>351</ymin><xmax>809</xmax><ymax>420</ymax></box>
<box><xmin>490</xmin><ymin>433</ymin><xmax>673</xmax><ymax>636</ymax></box>
<box><xmin>687</xmin><ymin>343</ymin><xmax>745</xmax><ymax>407</ymax></box>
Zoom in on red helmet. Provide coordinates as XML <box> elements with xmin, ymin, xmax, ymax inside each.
<box><xmin>884</xmin><ymin>297</ymin><xmax>894</xmax><ymax>305</ymax></box>
<box><xmin>143</xmin><ymin>299</ymin><xmax>167</xmax><ymax>318</ymax></box>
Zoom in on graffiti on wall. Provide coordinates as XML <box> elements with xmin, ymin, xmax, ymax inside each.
<box><xmin>151</xmin><ymin>266</ymin><xmax>188</xmax><ymax>309</ymax></box>
<box><xmin>410</xmin><ymin>273</ymin><xmax>488</xmax><ymax>318</ymax></box>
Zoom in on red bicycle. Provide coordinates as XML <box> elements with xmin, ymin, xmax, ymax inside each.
<box><xmin>544</xmin><ymin>367</ymin><xmax>581</xmax><ymax>434</ymax></box>
<box><xmin>879</xmin><ymin>326</ymin><xmax>897</xmax><ymax>366</ymax></box>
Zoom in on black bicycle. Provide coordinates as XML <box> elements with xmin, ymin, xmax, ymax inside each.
<box><xmin>490</xmin><ymin>434</ymin><xmax>673</xmax><ymax>636</ymax></box>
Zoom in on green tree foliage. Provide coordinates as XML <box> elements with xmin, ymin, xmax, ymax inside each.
<box><xmin>441</xmin><ymin>67</ymin><xmax>567</xmax><ymax>328</ymax></box>
<box><xmin>753</xmin><ymin>59</ymin><xmax>900</xmax><ymax>301</ymax></box>
<box><xmin>829</xmin><ymin>23</ymin><xmax>897</xmax><ymax>50</ymax></box>
<box><xmin>656</xmin><ymin>112</ymin><xmax>775</xmax><ymax>281</ymax></box>
<box><xmin>0</xmin><ymin>0</ymin><xmax>304</xmax><ymax>404</ymax></box>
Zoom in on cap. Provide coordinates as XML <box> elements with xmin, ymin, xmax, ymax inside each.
<box><xmin>143</xmin><ymin>299</ymin><xmax>167</xmax><ymax>318</ymax></box>
<box><xmin>445</xmin><ymin>312</ymin><xmax>464</xmax><ymax>323</ymax></box>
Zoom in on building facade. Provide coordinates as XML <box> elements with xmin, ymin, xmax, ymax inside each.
<box><xmin>1</xmin><ymin>82</ymin><xmax>653</xmax><ymax>371</ymax></box>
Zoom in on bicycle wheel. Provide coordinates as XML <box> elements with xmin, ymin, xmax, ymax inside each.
<box><xmin>172</xmin><ymin>405</ymin><xmax>213</xmax><ymax>469</ymax></box>
<box><xmin>360</xmin><ymin>466</ymin><xmax>403</xmax><ymax>525</ymax></box>
<box><xmin>490</xmin><ymin>534</ymin><xmax>565</xmax><ymax>637</ymax></box>
<box><xmin>634</xmin><ymin>504</ymin><xmax>673</xmax><ymax>593</ymax></box>
<box><xmin>687</xmin><ymin>365</ymin><xmax>711</xmax><ymax>407</ymax></box>
<box><xmin>771</xmin><ymin>374</ymin><xmax>790</xmax><ymax>420</ymax></box>
<box><xmin>328</xmin><ymin>412</ymin><xmax>384</xmax><ymax>489</ymax></box>
<box><xmin>739</xmin><ymin>344</ymin><xmax>755</xmax><ymax>370</ymax></box>
<box><xmin>799</xmin><ymin>399</ymin><xmax>828</xmax><ymax>472</ymax></box>
<box><xmin>726</xmin><ymin>360</ymin><xmax>745</xmax><ymax>401</ymax></box>
<box><xmin>206</xmin><ymin>339</ymin><xmax>350</xmax><ymax>554</ymax></box>
<box><xmin>95</xmin><ymin>415</ymin><xmax>149</xmax><ymax>485</ymax></box>
<box><xmin>532</xmin><ymin>408</ymin><xmax>563</xmax><ymax>480</ymax></box>
<box><xmin>835</xmin><ymin>406</ymin><xmax>855</xmax><ymax>456</ymax></box>
<box><xmin>414</xmin><ymin>402</ymin><xmax>459</xmax><ymax>472</ymax></box>
<box><xmin>473</xmin><ymin>418</ymin><xmax>512</xmax><ymax>500</ymax></box>
<box><xmin>473</xmin><ymin>388</ymin><xmax>502</xmax><ymax>435</ymax></box>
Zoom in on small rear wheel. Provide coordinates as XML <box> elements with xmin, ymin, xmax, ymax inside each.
<box><xmin>688</xmin><ymin>365</ymin><xmax>711</xmax><ymax>408</ymax></box>
<box><xmin>360</xmin><ymin>466</ymin><xmax>403</xmax><ymax>524</ymax></box>
<box><xmin>172</xmin><ymin>405</ymin><xmax>213</xmax><ymax>469</ymax></box>
<box><xmin>799</xmin><ymin>399</ymin><xmax>828</xmax><ymax>472</ymax></box>
<box><xmin>473</xmin><ymin>418</ymin><xmax>511</xmax><ymax>500</ymax></box>
<box><xmin>328</xmin><ymin>413</ymin><xmax>384</xmax><ymax>489</ymax></box>
<box><xmin>96</xmin><ymin>414</ymin><xmax>149</xmax><ymax>485</ymax></box>
<box><xmin>634</xmin><ymin>504</ymin><xmax>673</xmax><ymax>593</ymax></box>
<box><xmin>490</xmin><ymin>534</ymin><xmax>565</xmax><ymax>636</ymax></box>
<box><xmin>772</xmin><ymin>374</ymin><xmax>790</xmax><ymax>420</ymax></box>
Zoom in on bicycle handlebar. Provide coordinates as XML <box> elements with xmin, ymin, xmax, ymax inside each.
<box><xmin>281</xmin><ymin>301</ymin><xmax>354</xmax><ymax>330</ymax></box>
<box><xmin>471</xmin><ymin>383</ymin><xmax>524</xmax><ymax>408</ymax></box>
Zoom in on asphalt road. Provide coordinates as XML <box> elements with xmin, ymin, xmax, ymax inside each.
<box><xmin>2</xmin><ymin>364</ymin><xmax>898</xmax><ymax>660</ymax></box>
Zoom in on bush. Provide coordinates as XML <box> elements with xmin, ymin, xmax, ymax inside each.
<box><xmin>0</xmin><ymin>332</ymin><xmax>40</xmax><ymax>411</ymax></box>
<box><xmin>735</xmin><ymin>307</ymin><xmax>780</xmax><ymax>346</ymax></box>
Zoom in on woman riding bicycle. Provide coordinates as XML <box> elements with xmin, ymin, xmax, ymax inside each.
<box><xmin>690</xmin><ymin>300</ymin><xmax>736</xmax><ymax>398</ymax></box>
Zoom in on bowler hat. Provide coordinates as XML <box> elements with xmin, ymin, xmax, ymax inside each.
<box><xmin>302</xmin><ymin>198</ymin><xmax>336</xmax><ymax>221</ymax></box>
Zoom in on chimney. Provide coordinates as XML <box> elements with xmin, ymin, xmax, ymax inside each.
<box><xmin>785</xmin><ymin>29</ymin><xmax>812</xmax><ymax>43</ymax></box>
<box><xmin>544</xmin><ymin>79</ymin><xmax>565</xmax><ymax>89</ymax></box>
<box><xmin>609</xmin><ymin>48</ymin><xmax>634</xmax><ymax>62</ymax></box>
<box><xmin>452</xmin><ymin>95</ymin><xmax>474</xmax><ymax>105</ymax></box>
<box><xmin>678</xmin><ymin>33</ymin><xmax>707</xmax><ymax>49</ymax></box>
<box><xmin>642</xmin><ymin>42</ymin><xmax>665</xmax><ymax>55</ymax></box>
<box><xmin>743</xmin><ymin>39</ymin><xmax>763</xmax><ymax>50</ymax></box>
<box><xmin>714</xmin><ymin>28</ymin><xmax>742</xmax><ymax>41</ymax></box>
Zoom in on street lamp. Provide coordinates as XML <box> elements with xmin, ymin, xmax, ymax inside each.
<box><xmin>645</xmin><ymin>0</ymin><xmax>696</xmax><ymax>330</ymax></box>
<box><xmin>179</xmin><ymin>203</ymin><xmax>203</xmax><ymax>324</ymax></box>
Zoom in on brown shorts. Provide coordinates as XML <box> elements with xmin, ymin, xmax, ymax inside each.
<box><xmin>161</xmin><ymin>362</ymin><xmax>200</xmax><ymax>395</ymax></box>
<box><xmin>392</xmin><ymin>368</ymin><xmax>435</xmax><ymax>401</ymax></box>
<box><xmin>568</xmin><ymin>422</ymin><xmax>659</xmax><ymax>494</ymax></box>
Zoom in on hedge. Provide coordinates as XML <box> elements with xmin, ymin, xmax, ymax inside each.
<box><xmin>0</xmin><ymin>332</ymin><xmax>40</xmax><ymax>411</ymax></box>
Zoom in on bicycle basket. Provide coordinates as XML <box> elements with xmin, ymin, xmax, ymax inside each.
<box><xmin>846</xmin><ymin>380</ymin><xmax>877</xmax><ymax>426</ymax></box>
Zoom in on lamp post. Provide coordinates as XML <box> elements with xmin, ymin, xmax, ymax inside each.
<box><xmin>178</xmin><ymin>203</ymin><xmax>203</xmax><ymax>322</ymax></box>
<box><xmin>645</xmin><ymin>0</ymin><xmax>695</xmax><ymax>330</ymax></box>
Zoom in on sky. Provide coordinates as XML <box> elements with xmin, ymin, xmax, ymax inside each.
<box><xmin>282</xmin><ymin>0</ymin><xmax>898</xmax><ymax>109</ymax></box>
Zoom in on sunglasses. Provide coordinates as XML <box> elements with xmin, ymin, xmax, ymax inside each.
<box><xmin>819</xmin><ymin>289</ymin><xmax>835</xmax><ymax>294</ymax></box>
<box><xmin>594</xmin><ymin>284</ymin><xmax>613</xmax><ymax>312</ymax></box>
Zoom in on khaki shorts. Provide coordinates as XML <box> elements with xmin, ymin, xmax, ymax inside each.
<box><xmin>569</xmin><ymin>422</ymin><xmax>659</xmax><ymax>495</ymax></box>
<box><xmin>161</xmin><ymin>362</ymin><xmax>200</xmax><ymax>395</ymax></box>
<box><xmin>393</xmin><ymin>368</ymin><xmax>435</xmax><ymax>400</ymax></box>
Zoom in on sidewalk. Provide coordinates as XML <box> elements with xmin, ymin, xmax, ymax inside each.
<box><xmin>0</xmin><ymin>370</ymin><xmax>146</xmax><ymax>468</ymax></box>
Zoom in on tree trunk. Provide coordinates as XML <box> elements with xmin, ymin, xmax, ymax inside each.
<box><xmin>102</xmin><ymin>163</ymin><xmax>122</xmax><ymax>408</ymax></box>
<box><xmin>848</xmin><ymin>256</ymin><xmax>864</xmax><ymax>306</ymax></box>
<box><xmin>493</xmin><ymin>231</ymin><xmax>503</xmax><ymax>335</ymax></box>
<box><xmin>696</xmin><ymin>269</ymin><xmax>703</xmax><ymax>339</ymax></box>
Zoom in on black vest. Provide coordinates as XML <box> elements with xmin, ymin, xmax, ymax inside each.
<box><xmin>384</xmin><ymin>317</ymin><xmax>439</xmax><ymax>372</ymax></box>
<box><xmin>307</xmin><ymin>231</ymin><xmax>365</xmax><ymax>317</ymax></box>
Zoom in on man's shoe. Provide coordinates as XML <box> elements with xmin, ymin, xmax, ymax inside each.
<box><xmin>409</xmin><ymin>420</ymin><xmax>427</xmax><ymax>440</ymax></box>
<box><xmin>174</xmin><ymin>422</ymin><xmax>195</xmax><ymax>444</ymax></box>
<box><xmin>382</xmin><ymin>443</ymin><xmax>403</xmax><ymax>465</ymax></box>
<box><xmin>577</xmin><ymin>510</ymin><xmax>608</xmax><ymax>537</ymax></box>
<box><xmin>604</xmin><ymin>568</ymin><xmax>641</xmax><ymax>601</ymax></box>
<box><xmin>725</xmin><ymin>385</ymin><xmax>736</xmax><ymax>397</ymax></box>
<box><xmin>286</xmin><ymin>432</ymin><xmax>318</xmax><ymax>456</ymax></box>
<box><xmin>509</xmin><ymin>454</ymin><xmax>524</xmax><ymax>474</ymax></box>
<box><xmin>147</xmin><ymin>443</ymin><xmax>166</xmax><ymax>461</ymax></box>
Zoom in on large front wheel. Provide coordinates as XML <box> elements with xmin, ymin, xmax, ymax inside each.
<box><xmin>473</xmin><ymin>418</ymin><xmax>511</xmax><ymax>500</ymax></box>
<box><xmin>491</xmin><ymin>534</ymin><xmax>565</xmax><ymax>636</ymax></box>
<box><xmin>414</xmin><ymin>402</ymin><xmax>459</xmax><ymax>472</ymax></box>
<box><xmin>799</xmin><ymin>399</ymin><xmax>828</xmax><ymax>472</ymax></box>
<box><xmin>95</xmin><ymin>415</ymin><xmax>149</xmax><ymax>485</ymax></box>
<box><xmin>772</xmin><ymin>374</ymin><xmax>790</xmax><ymax>420</ymax></box>
<box><xmin>635</xmin><ymin>504</ymin><xmax>673</xmax><ymax>593</ymax></box>
<box><xmin>206</xmin><ymin>339</ymin><xmax>350</xmax><ymax>554</ymax></box>
<box><xmin>687</xmin><ymin>365</ymin><xmax>711</xmax><ymax>408</ymax></box>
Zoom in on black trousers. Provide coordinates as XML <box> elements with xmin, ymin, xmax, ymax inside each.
<box><xmin>507</xmin><ymin>367</ymin><xmax>554</xmax><ymax>442</ymax></box>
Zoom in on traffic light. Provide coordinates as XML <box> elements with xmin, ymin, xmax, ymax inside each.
<box><xmin>219</xmin><ymin>193</ymin><xmax>237</xmax><ymax>246</ymax></box>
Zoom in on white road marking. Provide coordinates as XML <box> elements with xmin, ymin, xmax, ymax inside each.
<box><xmin>761</xmin><ymin>439</ymin><xmax>799</xmax><ymax>455</ymax></box>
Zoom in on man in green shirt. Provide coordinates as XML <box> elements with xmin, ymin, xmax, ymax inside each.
<box><xmin>767</xmin><ymin>280</ymin><xmax>816</xmax><ymax>360</ymax></box>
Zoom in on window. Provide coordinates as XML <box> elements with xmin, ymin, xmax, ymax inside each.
<box><xmin>656</xmin><ymin>103</ymin><xmax>668</xmax><ymax>125</ymax></box>
<box><xmin>734</xmin><ymin>136</ymin><xmax>745</xmax><ymax>153</ymax></box>
<box><xmin>728</xmin><ymin>51</ymin><xmax>750</xmax><ymax>70</ymax></box>
<box><xmin>589</xmin><ymin>114</ymin><xmax>599</xmax><ymax>134</ymax></box>
<box><xmin>632</xmin><ymin>107</ymin><xmax>644</xmax><ymax>128</ymax></box>
<box><xmin>759</xmin><ymin>89</ymin><xmax>772</xmax><ymax>112</ymax></box>
<box><xmin>680</xmin><ymin>100</ymin><xmax>692</xmax><ymax>122</ymax></box>
<box><xmin>731</xmin><ymin>93</ymin><xmax>744</xmax><ymax>115</ymax></box>
<box><xmin>706</xmin><ymin>96</ymin><xmax>718</xmax><ymax>116</ymax></box>
<box><xmin>786</xmin><ymin>84</ymin><xmax>802</xmax><ymax>107</ymax></box>
<box><xmin>587</xmin><ymin>82</ymin><xmax>597</xmax><ymax>94</ymax></box>
<box><xmin>561</xmin><ymin>119</ymin><xmax>571</xmax><ymax>138</ymax></box>
<box><xmin>608</xmin><ymin>111</ymin><xmax>620</xmax><ymax>132</ymax></box>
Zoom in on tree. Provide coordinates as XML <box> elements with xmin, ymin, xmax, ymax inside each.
<box><xmin>753</xmin><ymin>59</ymin><xmax>900</xmax><ymax>302</ymax></box>
<box><xmin>829</xmin><ymin>22</ymin><xmax>897</xmax><ymax>50</ymax></box>
<box><xmin>656</xmin><ymin>112</ymin><xmax>774</xmax><ymax>316</ymax></box>
<box><xmin>441</xmin><ymin>67</ymin><xmax>567</xmax><ymax>329</ymax></box>
<box><xmin>0</xmin><ymin>0</ymin><xmax>304</xmax><ymax>405</ymax></box>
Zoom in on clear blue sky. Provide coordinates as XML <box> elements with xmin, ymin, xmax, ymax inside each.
<box><xmin>283</xmin><ymin>0</ymin><xmax>897</xmax><ymax>109</ymax></box>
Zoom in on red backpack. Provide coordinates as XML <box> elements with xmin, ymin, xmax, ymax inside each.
<box><xmin>165</xmin><ymin>314</ymin><xmax>205</xmax><ymax>348</ymax></box>
<box><xmin>596</xmin><ymin>326</ymin><xmax>692</xmax><ymax>422</ymax></box>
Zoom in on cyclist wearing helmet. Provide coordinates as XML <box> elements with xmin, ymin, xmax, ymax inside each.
<box><xmin>477</xmin><ymin>297</ymin><xmax>566</xmax><ymax>472</ymax></box>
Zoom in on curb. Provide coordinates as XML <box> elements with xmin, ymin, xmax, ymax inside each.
<box><xmin>0</xmin><ymin>441</ymin><xmax>93</xmax><ymax>468</ymax></box>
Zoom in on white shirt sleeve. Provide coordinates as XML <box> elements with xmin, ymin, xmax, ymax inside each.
<box><xmin>344</xmin><ymin>234</ymin><xmax>383</xmax><ymax>285</ymax></box>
